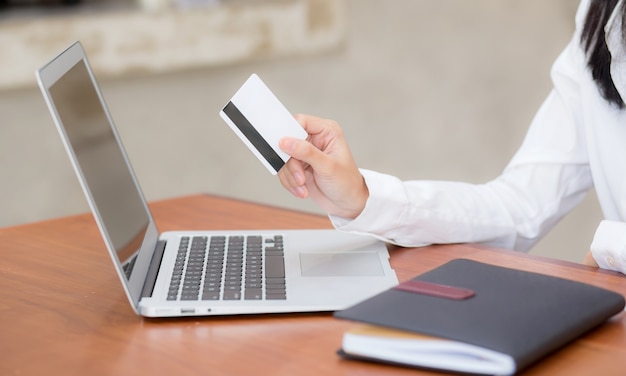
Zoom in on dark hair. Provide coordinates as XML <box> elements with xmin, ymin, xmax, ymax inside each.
<box><xmin>581</xmin><ymin>0</ymin><xmax>626</xmax><ymax>108</ymax></box>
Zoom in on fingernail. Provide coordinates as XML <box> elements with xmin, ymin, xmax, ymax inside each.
<box><xmin>295</xmin><ymin>186</ymin><xmax>307</xmax><ymax>198</ymax></box>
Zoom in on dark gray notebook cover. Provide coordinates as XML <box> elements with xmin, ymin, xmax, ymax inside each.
<box><xmin>334</xmin><ymin>259</ymin><xmax>625</xmax><ymax>374</ymax></box>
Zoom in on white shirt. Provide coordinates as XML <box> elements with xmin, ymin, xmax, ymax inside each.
<box><xmin>331</xmin><ymin>0</ymin><xmax>626</xmax><ymax>274</ymax></box>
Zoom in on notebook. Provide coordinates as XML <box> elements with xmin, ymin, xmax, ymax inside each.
<box><xmin>36</xmin><ymin>41</ymin><xmax>398</xmax><ymax>318</ymax></box>
<box><xmin>334</xmin><ymin>259</ymin><xmax>626</xmax><ymax>375</ymax></box>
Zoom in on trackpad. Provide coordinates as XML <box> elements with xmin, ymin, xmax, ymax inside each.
<box><xmin>299</xmin><ymin>252</ymin><xmax>384</xmax><ymax>277</ymax></box>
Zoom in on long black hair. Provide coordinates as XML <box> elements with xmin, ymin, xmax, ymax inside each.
<box><xmin>581</xmin><ymin>0</ymin><xmax>626</xmax><ymax>108</ymax></box>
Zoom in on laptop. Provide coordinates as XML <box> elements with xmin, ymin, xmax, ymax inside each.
<box><xmin>36</xmin><ymin>41</ymin><xmax>398</xmax><ymax>318</ymax></box>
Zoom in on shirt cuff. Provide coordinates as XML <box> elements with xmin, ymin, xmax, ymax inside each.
<box><xmin>590</xmin><ymin>220</ymin><xmax>626</xmax><ymax>274</ymax></box>
<box><xmin>328</xmin><ymin>169</ymin><xmax>415</xmax><ymax>246</ymax></box>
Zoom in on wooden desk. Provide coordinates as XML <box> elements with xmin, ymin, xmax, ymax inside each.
<box><xmin>1</xmin><ymin>194</ymin><xmax>625</xmax><ymax>375</ymax></box>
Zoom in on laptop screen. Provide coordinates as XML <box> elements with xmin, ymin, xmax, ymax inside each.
<box><xmin>49</xmin><ymin>59</ymin><xmax>149</xmax><ymax>277</ymax></box>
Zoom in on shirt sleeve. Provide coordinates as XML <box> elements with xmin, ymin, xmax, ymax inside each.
<box><xmin>330</xmin><ymin>169</ymin><xmax>521</xmax><ymax>249</ymax></box>
<box><xmin>330</xmin><ymin>162</ymin><xmax>592</xmax><ymax>252</ymax></box>
<box><xmin>590</xmin><ymin>220</ymin><xmax>626</xmax><ymax>274</ymax></box>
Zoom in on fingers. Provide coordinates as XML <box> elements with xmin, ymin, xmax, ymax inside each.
<box><xmin>280</xmin><ymin>115</ymin><xmax>339</xmax><ymax>173</ymax></box>
<box><xmin>278</xmin><ymin>114</ymin><xmax>357</xmax><ymax>212</ymax></box>
<box><xmin>278</xmin><ymin>114</ymin><xmax>334</xmax><ymax>200</ymax></box>
<box><xmin>278</xmin><ymin>158</ymin><xmax>308</xmax><ymax>198</ymax></box>
<box><xmin>583</xmin><ymin>251</ymin><xmax>599</xmax><ymax>268</ymax></box>
<box><xmin>279</xmin><ymin>137</ymin><xmax>320</xmax><ymax>166</ymax></box>
<box><xmin>294</xmin><ymin>113</ymin><xmax>328</xmax><ymax>135</ymax></box>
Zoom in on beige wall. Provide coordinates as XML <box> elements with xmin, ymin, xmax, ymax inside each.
<box><xmin>0</xmin><ymin>0</ymin><xmax>601</xmax><ymax>263</ymax></box>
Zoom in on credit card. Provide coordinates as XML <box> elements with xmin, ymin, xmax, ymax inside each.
<box><xmin>219</xmin><ymin>74</ymin><xmax>308</xmax><ymax>174</ymax></box>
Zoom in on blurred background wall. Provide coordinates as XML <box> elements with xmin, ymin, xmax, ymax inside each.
<box><xmin>0</xmin><ymin>0</ymin><xmax>601</xmax><ymax>263</ymax></box>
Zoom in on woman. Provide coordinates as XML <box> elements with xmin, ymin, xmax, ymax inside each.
<box><xmin>277</xmin><ymin>0</ymin><xmax>626</xmax><ymax>275</ymax></box>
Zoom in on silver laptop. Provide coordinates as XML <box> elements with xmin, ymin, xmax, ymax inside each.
<box><xmin>36</xmin><ymin>41</ymin><xmax>398</xmax><ymax>318</ymax></box>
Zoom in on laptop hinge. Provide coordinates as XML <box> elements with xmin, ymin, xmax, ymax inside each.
<box><xmin>140</xmin><ymin>240</ymin><xmax>167</xmax><ymax>298</ymax></box>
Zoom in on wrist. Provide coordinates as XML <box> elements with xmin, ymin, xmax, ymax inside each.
<box><xmin>341</xmin><ymin>176</ymin><xmax>369</xmax><ymax>220</ymax></box>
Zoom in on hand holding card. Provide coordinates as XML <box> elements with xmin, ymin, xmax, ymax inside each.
<box><xmin>219</xmin><ymin>74</ymin><xmax>308</xmax><ymax>175</ymax></box>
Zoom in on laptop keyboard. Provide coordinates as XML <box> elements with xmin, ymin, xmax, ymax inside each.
<box><xmin>167</xmin><ymin>235</ymin><xmax>286</xmax><ymax>301</ymax></box>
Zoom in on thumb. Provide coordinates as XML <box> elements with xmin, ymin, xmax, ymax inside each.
<box><xmin>279</xmin><ymin>137</ymin><xmax>327</xmax><ymax>170</ymax></box>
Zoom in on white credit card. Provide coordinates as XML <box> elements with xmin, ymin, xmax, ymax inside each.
<box><xmin>219</xmin><ymin>74</ymin><xmax>308</xmax><ymax>175</ymax></box>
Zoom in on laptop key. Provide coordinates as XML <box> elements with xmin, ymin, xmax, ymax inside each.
<box><xmin>266</xmin><ymin>255</ymin><xmax>285</xmax><ymax>278</ymax></box>
<box><xmin>223</xmin><ymin>291</ymin><xmax>241</xmax><ymax>300</ymax></box>
<box><xmin>202</xmin><ymin>292</ymin><xmax>220</xmax><ymax>300</ymax></box>
<box><xmin>266</xmin><ymin>292</ymin><xmax>287</xmax><ymax>300</ymax></box>
<box><xmin>244</xmin><ymin>288</ymin><xmax>263</xmax><ymax>300</ymax></box>
<box><xmin>266</xmin><ymin>280</ymin><xmax>286</xmax><ymax>288</ymax></box>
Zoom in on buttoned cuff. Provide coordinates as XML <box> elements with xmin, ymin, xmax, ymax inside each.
<box><xmin>590</xmin><ymin>220</ymin><xmax>626</xmax><ymax>274</ymax></box>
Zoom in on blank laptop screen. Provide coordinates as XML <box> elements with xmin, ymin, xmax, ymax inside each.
<box><xmin>49</xmin><ymin>59</ymin><xmax>149</xmax><ymax>275</ymax></box>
